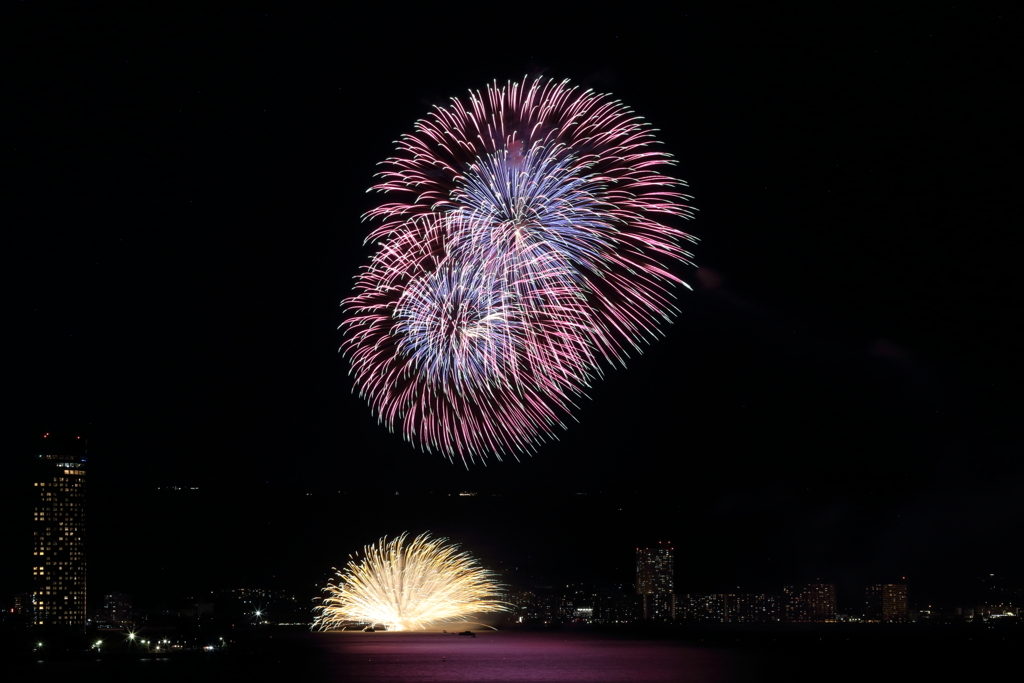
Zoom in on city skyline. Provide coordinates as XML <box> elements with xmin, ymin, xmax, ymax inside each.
<box><xmin>8</xmin><ymin>475</ymin><xmax>1016</xmax><ymax>620</ymax></box>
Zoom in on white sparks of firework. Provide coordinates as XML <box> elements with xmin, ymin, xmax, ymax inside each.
<box><xmin>313</xmin><ymin>532</ymin><xmax>509</xmax><ymax>631</ymax></box>
<box><xmin>341</xmin><ymin>76</ymin><xmax>696</xmax><ymax>464</ymax></box>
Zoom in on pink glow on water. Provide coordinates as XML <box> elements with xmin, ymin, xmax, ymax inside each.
<box><xmin>321</xmin><ymin>631</ymin><xmax>737</xmax><ymax>682</ymax></box>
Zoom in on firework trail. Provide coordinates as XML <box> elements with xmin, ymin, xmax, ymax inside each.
<box><xmin>313</xmin><ymin>532</ymin><xmax>508</xmax><ymax>631</ymax></box>
<box><xmin>342</xmin><ymin>77</ymin><xmax>696</xmax><ymax>463</ymax></box>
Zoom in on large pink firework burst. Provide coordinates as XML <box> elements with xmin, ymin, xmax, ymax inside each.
<box><xmin>342</xmin><ymin>77</ymin><xmax>696</xmax><ymax>464</ymax></box>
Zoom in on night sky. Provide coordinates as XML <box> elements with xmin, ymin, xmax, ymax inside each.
<box><xmin>5</xmin><ymin>6</ymin><xmax>1021</xmax><ymax>611</ymax></box>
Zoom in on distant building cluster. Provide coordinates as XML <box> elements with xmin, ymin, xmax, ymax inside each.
<box><xmin>14</xmin><ymin>434</ymin><xmax>313</xmax><ymax>633</ymax></box>
<box><xmin>94</xmin><ymin>592</ymin><xmax>133</xmax><ymax>627</ymax></box>
<box><xmin>507</xmin><ymin>543</ymin><xmax>925</xmax><ymax>626</ymax></box>
<box><xmin>508</xmin><ymin>587</ymin><xmax>641</xmax><ymax>625</ymax></box>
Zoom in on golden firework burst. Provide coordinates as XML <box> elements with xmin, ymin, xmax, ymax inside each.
<box><xmin>313</xmin><ymin>532</ymin><xmax>509</xmax><ymax>631</ymax></box>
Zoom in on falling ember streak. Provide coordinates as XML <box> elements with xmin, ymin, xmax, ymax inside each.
<box><xmin>341</xmin><ymin>76</ymin><xmax>696</xmax><ymax>464</ymax></box>
<box><xmin>312</xmin><ymin>533</ymin><xmax>509</xmax><ymax>632</ymax></box>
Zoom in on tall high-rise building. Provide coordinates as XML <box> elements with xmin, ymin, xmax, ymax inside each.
<box><xmin>637</xmin><ymin>542</ymin><xmax>674</xmax><ymax>620</ymax></box>
<box><xmin>865</xmin><ymin>583</ymin><xmax>908</xmax><ymax>622</ymax></box>
<box><xmin>32</xmin><ymin>434</ymin><xmax>87</xmax><ymax>628</ymax></box>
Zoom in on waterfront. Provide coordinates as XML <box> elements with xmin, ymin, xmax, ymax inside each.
<box><xmin>13</xmin><ymin>628</ymin><xmax>1020</xmax><ymax>682</ymax></box>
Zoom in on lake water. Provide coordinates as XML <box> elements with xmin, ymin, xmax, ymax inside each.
<box><xmin>307</xmin><ymin>630</ymin><xmax>744</xmax><ymax>682</ymax></box>
<box><xmin>16</xmin><ymin>628</ymin><xmax>1015</xmax><ymax>682</ymax></box>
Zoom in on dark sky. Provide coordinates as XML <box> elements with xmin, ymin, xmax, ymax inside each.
<box><xmin>4</xmin><ymin>6</ymin><xmax>1022</xmax><ymax>610</ymax></box>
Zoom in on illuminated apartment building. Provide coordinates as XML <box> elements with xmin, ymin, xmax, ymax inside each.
<box><xmin>637</xmin><ymin>542</ymin><xmax>674</xmax><ymax>620</ymax></box>
<box><xmin>727</xmin><ymin>592</ymin><xmax>783</xmax><ymax>623</ymax></box>
<box><xmin>783</xmin><ymin>583</ymin><xmax>836</xmax><ymax>623</ymax></box>
<box><xmin>96</xmin><ymin>592</ymin><xmax>133</xmax><ymax>627</ymax></box>
<box><xmin>865</xmin><ymin>583</ymin><xmax>908</xmax><ymax>622</ymax></box>
<box><xmin>32</xmin><ymin>434</ymin><xmax>87</xmax><ymax>627</ymax></box>
<box><xmin>676</xmin><ymin>593</ymin><xmax>726</xmax><ymax>622</ymax></box>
